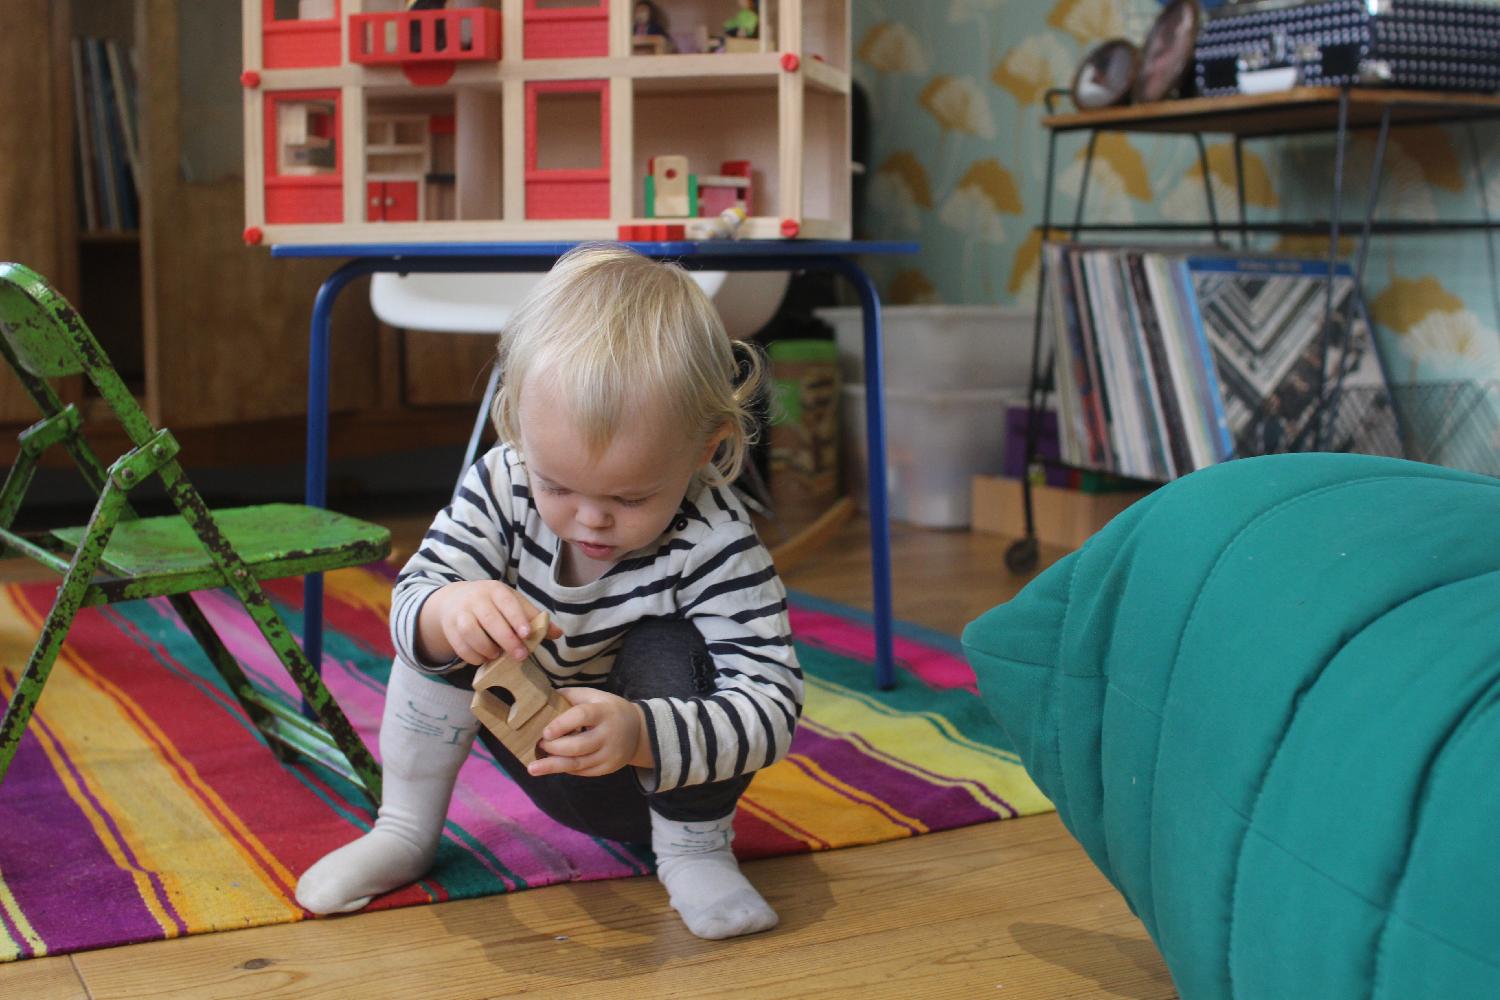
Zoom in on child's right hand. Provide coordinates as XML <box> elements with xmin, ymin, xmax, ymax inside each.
<box><xmin>416</xmin><ymin>581</ymin><xmax>563</xmax><ymax>666</ymax></box>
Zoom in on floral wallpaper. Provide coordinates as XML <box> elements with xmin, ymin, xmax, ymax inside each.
<box><xmin>852</xmin><ymin>0</ymin><xmax>1500</xmax><ymax>468</ymax></box>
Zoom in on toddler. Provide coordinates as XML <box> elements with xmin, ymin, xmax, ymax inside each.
<box><xmin>296</xmin><ymin>244</ymin><xmax>802</xmax><ymax>940</ymax></box>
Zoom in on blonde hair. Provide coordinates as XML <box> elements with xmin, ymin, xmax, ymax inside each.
<box><xmin>492</xmin><ymin>243</ymin><xmax>765</xmax><ymax>487</ymax></box>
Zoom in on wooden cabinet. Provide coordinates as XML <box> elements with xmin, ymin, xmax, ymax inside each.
<box><xmin>366</xmin><ymin>180</ymin><xmax>421</xmax><ymax>221</ymax></box>
<box><xmin>0</xmin><ymin>0</ymin><xmax>77</xmax><ymax>426</ymax></box>
<box><xmin>0</xmin><ymin>0</ymin><xmax>484</xmax><ymax>468</ymax></box>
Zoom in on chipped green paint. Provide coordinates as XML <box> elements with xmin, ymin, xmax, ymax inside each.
<box><xmin>0</xmin><ymin>263</ymin><xmax>387</xmax><ymax>808</ymax></box>
<box><xmin>0</xmin><ymin>484</ymin><xmax>130</xmax><ymax>781</ymax></box>
<box><xmin>0</xmin><ymin>409</ymin><xmax>79</xmax><ymax>558</ymax></box>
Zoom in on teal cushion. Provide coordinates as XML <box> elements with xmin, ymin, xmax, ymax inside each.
<box><xmin>962</xmin><ymin>453</ymin><xmax>1500</xmax><ymax>999</ymax></box>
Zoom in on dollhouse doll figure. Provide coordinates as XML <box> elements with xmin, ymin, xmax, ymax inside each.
<box><xmin>632</xmin><ymin>1</ymin><xmax>676</xmax><ymax>54</ymax></box>
<box><xmin>709</xmin><ymin>0</ymin><xmax>758</xmax><ymax>53</ymax></box>
<box><xmin>723</xmin><ymin>0</ymin><xmax>758</xmax><ymax>38</ymax></box>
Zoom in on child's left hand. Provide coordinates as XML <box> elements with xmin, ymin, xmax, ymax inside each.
<box><xmin>528</xmin><ymin>689</ymin><xmax>653</xmax><ymax>778</ymax></box>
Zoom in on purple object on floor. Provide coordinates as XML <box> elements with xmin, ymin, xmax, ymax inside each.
<box><xmin>1004</xmin><ymin>405</ymin><xmax>1069</xmax><ymax>486</ymax></box>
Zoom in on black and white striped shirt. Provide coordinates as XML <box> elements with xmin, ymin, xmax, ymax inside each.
<box><xmin>391</xmin><ymin>443</ymin><xmax>803</xmax><ymax>792</ymax></box>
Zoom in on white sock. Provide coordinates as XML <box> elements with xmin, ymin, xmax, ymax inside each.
<box><xmin>295</xmin><ymin>662</ymin><xmax>478</xmax><ymax>915</ymax></box>
<box><xmin>651</xmin><ymin>808</ymin><xmax>778</xmax><ymax>940</ymax></box>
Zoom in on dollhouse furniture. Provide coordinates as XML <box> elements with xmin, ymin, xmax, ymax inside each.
<box><xmin>276</xmin><ymin>237</ymin><xmax>915</xmax><ymax>690</ymax></box>
<box><xmin>964</xmin><ymin>452</ymin><xmax>1500</xmax><ymax>996</ymax></box>
<box><xmin>241</xmin><ymin>0</ymin><xmax>851</xmax><ymax>245</ymax></box>
<box><xmin>0</xmin><ymin>262</ymin><xmax>389</xmax><ymax>807</ymax></box>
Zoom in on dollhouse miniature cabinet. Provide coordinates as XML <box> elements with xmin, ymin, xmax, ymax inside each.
<box><xmin>241</xmin><ymin>0</ymin><xmax>851</xmax><ymax>244</ymax></box>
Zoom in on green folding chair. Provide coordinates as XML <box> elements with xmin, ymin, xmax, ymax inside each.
<box><xmin>0</xmin><ymin>262</ymin><xmax>385</xmax><ymax>806</ymax></box>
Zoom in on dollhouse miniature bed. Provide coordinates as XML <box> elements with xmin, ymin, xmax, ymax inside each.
<box><xmin>962</xmin><ymin>452</ymin><xmax>1500</xmax><ymax>997</ymax></box>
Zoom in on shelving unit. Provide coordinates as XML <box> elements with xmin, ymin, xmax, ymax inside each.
<box><xmin>1006</xmin><ymin>86</ymin><xmax>1500</xmax><ymax>573</ymax></box>
<box><xmin>0</xmin><ymin>0</ymin><xmax>487</xmax><ymax>472</ymax></box>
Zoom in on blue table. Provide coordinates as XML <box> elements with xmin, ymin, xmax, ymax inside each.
<box><xmin>273</xmin><ymin>240</ymin><xmax>918</xmax><ymax>689</ymax></box>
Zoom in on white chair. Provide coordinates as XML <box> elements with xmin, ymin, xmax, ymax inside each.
<box><xmin>370</xmin><ymin>269</ymin><xmax>789</xmax><ymax>498</ymax></box>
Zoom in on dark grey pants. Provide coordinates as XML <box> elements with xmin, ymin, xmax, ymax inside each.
<box><xmin>441</xmin><ymin>618</ymin><xmax>753</xmax><ymax>845</ymax></box>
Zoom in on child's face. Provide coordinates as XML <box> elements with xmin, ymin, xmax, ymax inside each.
<box><xmin>518</xmin><ymin>376</ymin><xmax>721</xmax><ymax>575</ymax></box>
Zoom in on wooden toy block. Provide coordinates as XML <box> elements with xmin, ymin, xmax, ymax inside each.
<box><xmin>618</xmin><ymin>223</ymin><xmax>685</xmax><ymax>241</ymax></box>
<box><xmin>470</xmin><ymin>611</ymin><xmax>570</xmax><ymax>766</ymax></box>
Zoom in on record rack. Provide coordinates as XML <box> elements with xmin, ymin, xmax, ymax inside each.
<box><xmin>1004</xmin><ymin>85</ymin><xmax>1500</xmax><ymax>573</ymax></box>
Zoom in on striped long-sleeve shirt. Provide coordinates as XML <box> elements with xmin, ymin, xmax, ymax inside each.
<box><xmin>391</xmin><ymin>443</ymin><xmax>803</xmax><ymax>792</ymax></box>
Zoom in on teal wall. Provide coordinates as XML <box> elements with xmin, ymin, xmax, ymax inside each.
<box><xmin>851</xmin><ymin>0</ymin><xmax>1500</xmax><ymax>403</ymax></box>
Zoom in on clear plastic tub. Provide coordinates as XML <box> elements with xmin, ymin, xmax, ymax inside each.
<box><xmin>841</xmin><ymin>385</ymin><xmax>1023</xmax><ymax>529</ymax></box>
<box><xmin>814</xmin><ymin>304</ymin><xmax>1034</xmax><ymax>389</ymax></box>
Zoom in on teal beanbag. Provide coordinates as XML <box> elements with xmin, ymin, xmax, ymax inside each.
<box><xmin>963</xmin><ymin>453</ymin><xmax>1500</xmax><ymax>999</ymax></box>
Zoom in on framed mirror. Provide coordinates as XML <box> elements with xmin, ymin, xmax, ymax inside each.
<box><xmin>1132</xmin><ymin>0</ymin><xmax>1202</xmax><ymax>104</ymax></box>
<box><xmin>1071</xmin><ymin>38</ymin><xmax>1139</xmax><ymax>110</ymax></box>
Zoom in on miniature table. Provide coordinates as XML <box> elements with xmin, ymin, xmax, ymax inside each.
<box><xmin>272</xmin><ymin>240</ymin><xmax>919</xmax><ymax>690</ymax></box>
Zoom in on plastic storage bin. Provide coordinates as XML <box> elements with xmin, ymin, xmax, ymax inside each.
<box><xmin>814</xmin><ymin>304</ymin><xmax>1034</xmax><ymax>389</ymax></box>
<box><xmin>842</xmin><ymin>385</ymin><xmax>1022</xmax><ymax>528</ymax></box>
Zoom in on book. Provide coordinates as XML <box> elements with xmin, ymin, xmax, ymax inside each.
<box><xmin>69</xmin><ymin>36</ymin><xmax>142</xmax><ymax>234</ymax></box>
<box><xmin>1067</xmin><ymin>251</ymin><xmax>1112</xmax><ymax>469</ymax></box>
<box><xmin>1188</xmin><ymin>255</ymin><xmax>1358</xmax><ymax>454</ymax></box>
<box><xmin>105</xmin><ymin>40</ymin><xmax>141</xmax><ymax>197</ymax></box>
<box><xmin>69</xmin><ymin>38</ymin><xmax>99</xmax><ymax>233</ymax></box>
<box><xmin>1125</xmin><ymin>252</ymin><xmax>1193</xmax><ymax>478</ymax></box>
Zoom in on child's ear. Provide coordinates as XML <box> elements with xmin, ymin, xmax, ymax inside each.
<box><xmin>698</xmin><ymin>423</ymin><xmax>732</xmax><ymax>467</ymax></box>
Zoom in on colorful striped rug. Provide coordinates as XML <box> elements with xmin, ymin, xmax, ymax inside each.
<box><xmin>0</xmin><ymin>569</ymin><xmax>1051</xmax><ymax>961</ymax></box>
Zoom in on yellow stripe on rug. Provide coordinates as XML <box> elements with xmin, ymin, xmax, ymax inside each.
<box><xmin>0</xmin><ymin>866</ymin><xmax>45</xmax><ymax>961</ymax></box>
<box><xmin>324</xmin><ymin>567</ymin><xmax>393</xmax><ymax>620</ymax></box>
<box><xmin>743</xmin><ymin>753</ymin><xmax>928</xmax><ymax>850</ymax></box>
<box><xmin>5</xmin><ymin>590</ymin><xmax>302</xmax><ymax>933</ymax></box>
<box><xmin>802</xmin><ymin>675</ymin><xmax>1054</xmax><ymax>817</ymax></box>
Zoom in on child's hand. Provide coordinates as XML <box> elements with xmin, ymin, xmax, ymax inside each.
<box><xmin>529</xmin><ymin>689</ymin><xmax>653</xmax><ymax>778</ymax></box>
<box><xmin>417</xmin><ymin>580</ymin><xmax>563</xmax><ymax>666</ymax></box>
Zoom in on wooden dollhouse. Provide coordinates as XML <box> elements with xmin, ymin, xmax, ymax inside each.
<box><xmin>240</xmin><ymin>0</ymin><xmax>851</xmax><ymax>245</ymax></box>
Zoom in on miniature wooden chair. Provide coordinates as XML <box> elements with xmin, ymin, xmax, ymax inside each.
<box><xmin>0</xmin><ymin>262</ymin><xmax>387</xmax><ymax>806</ymax></box>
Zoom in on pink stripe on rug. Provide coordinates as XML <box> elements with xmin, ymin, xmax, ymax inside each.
<box><xmin>177</xmin><ymin>591</ymin><xmax>645</xmax><ymax>884</ymax></box>
<box><xmin>787</xmin><ymin>606</ymin><xmax>978</xmax><ymax>692</ymax></box>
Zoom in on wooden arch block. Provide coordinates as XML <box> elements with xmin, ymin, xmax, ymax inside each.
<box><xmin>469</xmin><ymin>610</ymin><xmax>569</xmax><ymax>765</ymax></box>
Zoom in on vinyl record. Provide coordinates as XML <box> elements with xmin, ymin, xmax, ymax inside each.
<box><xmin>1133</xmin><ymin>0</ymin><xmax>1202</xmax><ymax>104</ymax></box>
<box><xmin>1071</xmin><ymin>38</ymin><xmax>1140</xmax><ymax>110</ymax></box>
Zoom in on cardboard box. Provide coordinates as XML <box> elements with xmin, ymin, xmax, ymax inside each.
<box><xmin>970</xmin><ymin>475</ymin><xmax>1151</xmax><ymax>550</ymax></box>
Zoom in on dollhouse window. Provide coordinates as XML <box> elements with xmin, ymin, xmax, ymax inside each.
<box><xmin>275</xmin><ymin>100</ymin><xmax>338</xmax><ymax>175</ymax></box>
<box><xmin>534</xmin><ymin>90</ymin><xmax>604</xmax><ymax>171</ymax></box>
<box><xmin>263</xmin><ymin>90</ymin><xmax>343</xmax><ymax>224</ymax></box>
<box><xmin>525</xmin><ymin>80</ymin><xmax>609</xmax><ymax>219</ymax></box>
<box><xmin>270</xmin><ymin>0</ymin><xmax>337</xmax><ymax>22</ymax></box>
<box><xmin>263</xmin><ymin>0</ymin><xmax>342</xmax><ymax>69</ymax></box>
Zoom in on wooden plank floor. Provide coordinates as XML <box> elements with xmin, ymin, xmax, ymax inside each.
<box><xmin>1</xmin><ymin>516</ymin><xmax>1177</xmax><ymax>999</ymax></box>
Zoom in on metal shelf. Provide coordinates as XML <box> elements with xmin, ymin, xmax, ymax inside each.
<box><xmin>1038</xmin><ymin>220</ymin><xmax>1500</xmax><ymax>236</ymax></box>
<box><xmin>1006</xmin><ymin>85</ymin><xmax>1500</xmax><ymax>575</ymax></box>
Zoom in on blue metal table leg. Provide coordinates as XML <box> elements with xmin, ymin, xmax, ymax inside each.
<box><xmin>828</xmin><ymin>258</ymin><xmax>896</xmax><ymax>690</ymax></box>
<box><xmin>303</xmin><ymin>260</ymin><xmax>377</xmax><ymax>675</ymax></box>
